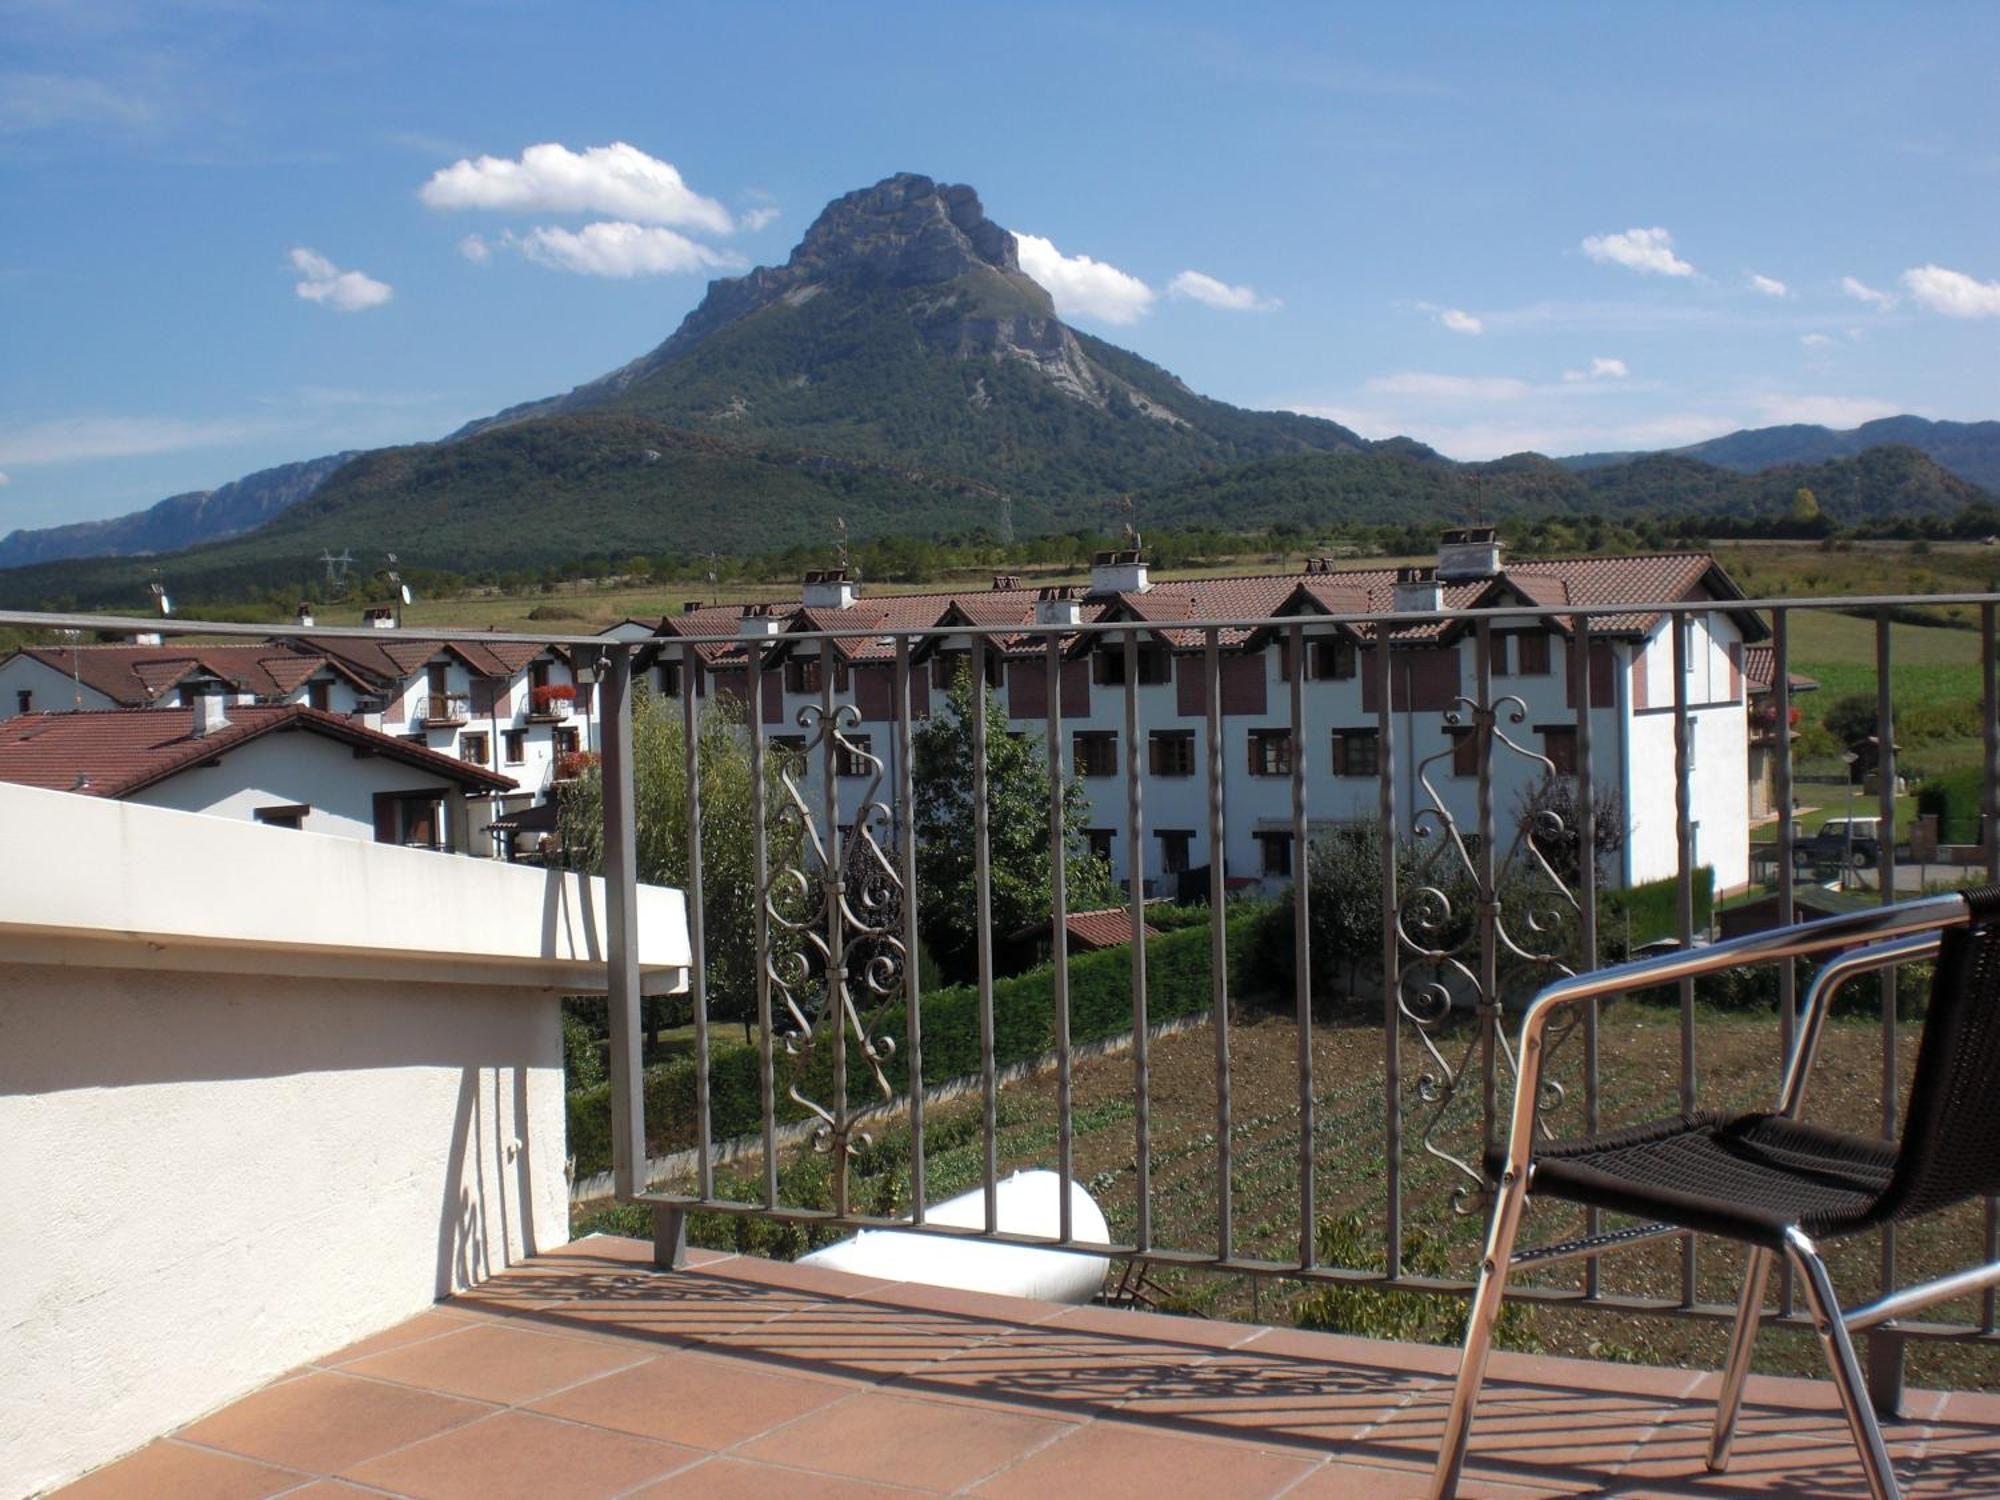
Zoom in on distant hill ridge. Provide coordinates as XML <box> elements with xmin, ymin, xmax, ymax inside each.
<box><xmin>1561</xmin><ymin>415</ymin><xmax>2000</xmax><ymax>493</ymax></box>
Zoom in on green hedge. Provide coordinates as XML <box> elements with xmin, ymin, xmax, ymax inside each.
<box><xmin>569</xmin><ymin>911</ymin><xmax>1264</xmax><ymax>1178</ymax></box>
<box><xmin>1610</xmin><ymin>867</ymin><xmax>1714</xmax><ymax>949</ymax></box>
<box><xmin>1917</xmin><ymin>765</ymin><xmax>1987</xmax><ymax>844</ymax></box>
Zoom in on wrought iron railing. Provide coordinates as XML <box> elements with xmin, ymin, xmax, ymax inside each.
<box><xmin>9</xmin><ymin>591</ymin><xmax>1998</xmax><ymax>1413</ymax></box>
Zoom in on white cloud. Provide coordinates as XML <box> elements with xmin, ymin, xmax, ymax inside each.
<box><xmin>1284</xmin><ymin>403</ymin><xmax>1735</xmax><ymax>460</ymax></box>
<box><xmin>420</xmin><ymin>142</ymin><xmax>734</xmax><ymax>234</ymax></box>
<box><xmin>0</xmin><ymin>470</ymin><xmax>10</xmax><ymax>486</ymax></box>
<box><xmin>1750</xmin><ymin>393</ymin><xmax>1900</xmax><ymax>428</ymax></box>
<box><xmin>1167</xmin><ymin>269</ymin><xmax>1278</xmax><ymax>312</ymax></box>
<box><xmin>1580</xmin><ymin>226</ymin><xmax>1694</xmax><ymax>278</ymax></box>
<box><xmin>1800</xmin><ymin>333</ymin><xmax>1836</xmax><ymax>348</ymax></box>
<box><xmin>1416</xmin><ymin>301</ymin><xmax>1481</xmax><ymax>334</ymax></box>
<box><xmin>1015</xmin><ymin>232</ymin><xmax>1156</xmax><ymax>324</ymax></box>
<box><xmin>503</xmin><ymin>221</ymin><xmax>742</xmax><ymax>278</ymax></box>
<box><xmin>1563</xmin><ymin>356</ymin><xmax>1629</xmax><ymax>382</ymax></box>
<box><xmin>1364</xmin><ymin>372</ymin><xmax>1532</xmax><ymax>401</ymax></box>
<box><xmin>289</xmin><ymin>247</ymin><xmax>392</xmax><ymax>312</ymax></box>
<box><xmin>1901</xmin><ymin>263</ymin><xmax>2000</xmax><ymax>319</ymax></box>
<box><xmin>740</xmin><ymin>205</ymin><xmax>781</xmax><ymax>233</ymax></box>
<box><xmin>457</xmin><ymin>233</ymin><xmax>491</xmax><ymax>264</ymax></box>
<box><xmin>0</xmin><ymin>71</ymin><xmax>154</xmax><ymax>132</ymax></box>
<box><xmin>1841</xmin><ymin>275</ymin><xmax>1896</xmax><ymax>310</ymax></box>
<box><xmin>0</xmin><ymin>414</ymin><xmax>268</xmax><ymax>467</ymax></box>
<box><xmin>1748</xmin><ymin>273</ymin><xmax>1790</xmax><ymax>298</ymax></box>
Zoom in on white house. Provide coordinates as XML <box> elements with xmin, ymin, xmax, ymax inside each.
<box><xmin>641</xmin><ymin>532</ymin><xmax>1762</xmax><ymax>896</ymax></box>
<box><xmin>0</xmin><ymin>698</ymin><xmax>518</xmax><ymax>853</ymax></box>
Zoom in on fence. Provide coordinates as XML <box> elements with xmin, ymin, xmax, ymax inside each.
<box><xmin>13</xmin><ymin>587</ymin><xmax>2000</xmax><ymax>1413</ymax></box>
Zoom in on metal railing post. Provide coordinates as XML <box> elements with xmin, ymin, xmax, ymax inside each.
<box><xmin>599</xmin><ymin>644</ymin><xmax>649</xmax><ymax>1212</ymax></box>
<box><xmin>1869</xmin><ymin>609</ymin><xmax>1904</xmax><ymax>1415</ymax></box>
<box><xmin>1672</xmin><ymin>610</ymin><xmax>1697</xmax><ymax>1307</ymax></box>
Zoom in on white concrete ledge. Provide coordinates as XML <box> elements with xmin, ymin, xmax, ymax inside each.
<box><xmin>2</xmin><ymin>782</ymin><xmax>689</xmax><ymax>993</ymax></box>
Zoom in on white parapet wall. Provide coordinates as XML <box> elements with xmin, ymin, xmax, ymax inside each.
<box><xmin>0</xmin><ymin>784</ymin><xmax>689</xmax><ymax>1497</ymax></box>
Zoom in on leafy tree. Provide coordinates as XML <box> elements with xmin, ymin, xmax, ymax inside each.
<box><xmin>1790</xmin><ymin>485</ymin><xmax>1821</xmax><ymax>523</ymax></box>
<box><xmin>1512</xmin><ymin>777</ymin><xmax>1626</xmax><ymax>888</ymax></box>
<box><xmin>561</xmin><ymin>690</ymin><xmax>802</xmax><ymax>1047</ymax></box>
<box><xmin>911</xmin><ymin>668</ymin><xmax>1117</xmax><ymax>982</ymax></box>
<box><xmin>1823</xmin><ymin>692</ymin><xmax>1882</xmax><ymax>753</ymax></box>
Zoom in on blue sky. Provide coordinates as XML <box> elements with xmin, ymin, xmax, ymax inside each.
<box><xmin>3</xmin><ymin>0</ymin><xmax>1998</xmax><ymax>533</ymax></box>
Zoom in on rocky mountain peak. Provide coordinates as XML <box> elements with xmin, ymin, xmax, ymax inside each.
<box><xmin>788</xmin><ymin>173</ymin><xmax>1019</xmax><ymax>285</ymax></box>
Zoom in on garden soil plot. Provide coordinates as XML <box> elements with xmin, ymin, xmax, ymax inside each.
<box><xmin>622</xmin><ymin>1002</ymin><xmax>1997</xmax><ymax>1392</ymax></box>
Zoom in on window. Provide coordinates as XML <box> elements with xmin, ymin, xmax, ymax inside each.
<box><xmin>306</xmin><ymin>678</ymin><xmax>331</xmax><ymax>712</ymax></box>
<box><xmin>657</xmin><ymin>661</ymin><xmax>683</xmax><ymax>698</ymax></box>
<box><xmin>254</xmin><ymin>803</ymin><xmax>309</xmax><ymax>830</ymax></box>
<box><xmin>1074</xmin><ymin>731</ymin><xmax>1118</xmax><ymax>777</ymax></box>
<box><xmin>529</xmin><ymin>660</ymin><xmax>550</xmax><ymax>694</ymax></box>
<box><xmin>1331</xmin><ymin>728</ymin><xmax>1380</xmax><ymax>778</ymax></box>
<box><xmin>1087</xmin><ymin>828</ymin><xmax>1115</xmax><ymax>864</ymax></box>
<box><xmin>460</xmin><ymin>731</ymin><xmax>490</xmax><ymax>766</ymax></box>
<box><xmin>1685</xmin><ymin>718</ymin><xmax>1698</xmax><ymax>771</ymax></box>
<box><xmin>14</xmin><ymin>689</ymin><xmax>29</xmax><ymax>714</ymax></box>
<box><xmin>1306</xmin><ymin>638</ymin><xmax>1355</xmax><ymax>680</ymax></box>
<box><xmin>1516</xmin><ymin>633</ymin><xmax>1551</xmax><ymax>676</ymax></box>
<box><xmin>372</xmin><ymin>791</ymin><xmax>447</xmax><ymax>851</ymax></box>
<box><xmin>1158</xmin><ymin>829</ymin><xmax>1193</xmax><ymax>874</ymax></box>
<box><xmin>1247</xmin><ymin>728</ymin><xmax>1292</xmax><ymax>777</ymax></box>
<box><xmin>1489</xmin><ymin>634</ymin><xmax>1512</xmax><ymax>677</ymax></box>
<box><xmin>1456</xmin><ymin>732</ymin><xmax>1488</xmax><ymax>780</ymax></box>
<box><xmin>785</xmin><ymin>656</ymin><xmax>822</xmax><ymax>695</ymax></box>
<box><xmin>1149</xmin><ymin>730</ymin><xmax>1195</xmax><ymax>776</ymax></box>
<box><xmin>836</xmin><ymin>733</ymin><xmax>874</xmax><ymax>778</ymax></box>
<box><xmin>1256</xmin><ymin>831</ymin><xmax>1293</xmax><ymax>878</ymax></box>
<box><xmin>426</xmin><ymin>661</ymin><xmax>449</xmax><ymax>701</ymax></box>
<box><xmin>554</xmin><ymin>726</ymin><xmax>580</xmax><ymax>757</ymax></box>
<box><xmin>1681</xmin><ymin>618</ymin><xmax>1699</xmax><ymax>673</ymax></box>
<box><xmin>1093</xmin><ymin>643</ymin><xmax>1170</xmax><ymax>686</ymax></box>
<box><xmin>503</xmin><ymin>729</ymin><xmax>526</xmax><ymax>765</ymax></box>
<box><xmin>1540</xmin><ymin>726</ymin><xmax>1577</xmax><ymax>776</ymax></box>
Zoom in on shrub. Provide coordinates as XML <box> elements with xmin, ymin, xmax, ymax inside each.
<box><xmin>1608</xmin><ymin>867</ymin><xmax>1714</xmax><ymax>949</ymax></box>
<box><xmin>1917</xmin><ymin>764</ymin><xmax>1988</xmax><ymax>843</ymax></box>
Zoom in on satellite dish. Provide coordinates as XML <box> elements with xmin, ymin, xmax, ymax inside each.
<box><xmin>399</xmin><ymin>584</ymin><xmax>413</xmax><ymax>606</ymax></box>
<box><xmin>148</xmin><ymin>581</ymin><xmax>172</xmax><ymax>617</ymax></box>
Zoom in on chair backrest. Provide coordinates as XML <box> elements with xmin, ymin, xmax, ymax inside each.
<box><xmin>1877</xmin><ymin>886</ymin><xmax>2000</xmax><ymax>1224</ymax></box>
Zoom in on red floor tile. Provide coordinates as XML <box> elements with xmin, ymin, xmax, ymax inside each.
<box><xmin>51</xmin><ymin>1440</ymin><xmax>303</xmax><ymax>1499</ymax></box>
<box><xmin>530</xmin><ymin>1344</ymin><xmax>854</xmax><ymax>1447</ymax></box>
<box><xmin>342</xmin><ymin>1409</ymin><xmax>698</xmax><ymax>1500</ymax></box>
<box><xmin>738</xmin><ymin>1389</ymin><xmax>1070</xmax><ymax>1490</ymax></box>
<box><xmin>173</xmin><ymin>1370</ymin><xmax>490</xmax><ymax>1474</ymax></box>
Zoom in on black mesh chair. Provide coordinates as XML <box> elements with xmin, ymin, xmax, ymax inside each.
<box><xmin>1429</xmin><ymin>889</ymin><xmax>2000</xmax><ymax>1500</ymax></box>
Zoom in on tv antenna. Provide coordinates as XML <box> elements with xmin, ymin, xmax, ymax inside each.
<box><xmin>318</xmin><ymin>548</ymin><xmax>353</xmax><ymax>596</ymax></box>
<box><xmin>704</xmin><ymin>552</ymin><xmax>720</xmax><ymax>606</ymax></box>
<box><xmin>1117</xmin><ymin>494</ymin><xmax>1142</xmax><ymax>554</ymax></box>
<box><xmin>147</xmin><ymin>578</ymin><xmax>172</xmax><ymax>618</ymax></box>
<box><xmin>385</xmin><ymin>552</ymin><xmax>411</xmax><ymax>625</ymax></box>
<box><xmin>1463</xmin><ymin>471</ymin><xmax>1488</xmax><ymax>525</ymax></box>
<box><xmin>997</xmin><ymin>495</ymin><xmax>1015</xmax><ymax>546</ymax></box>
<box><xmin>833</xmin><ymin>515</ymin><xmax>850</xmax><ymax>572</ymax></box>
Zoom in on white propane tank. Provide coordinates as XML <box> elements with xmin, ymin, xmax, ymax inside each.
<box><xmin>799</xmin><ymin>1168</ymin><xmax>1109</xmax><ymax>1303</ymax></box>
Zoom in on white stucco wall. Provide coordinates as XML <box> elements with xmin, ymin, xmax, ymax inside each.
<box><xmin>125</xmin><ymin>723</ymin><xmax>480</xmax><ymax>845</ymax></box>
<box><xmin>0</xmin><ymin>784</ymin><xmax>688</xmax><ymax>1496</ymax></box>
<box><xmin>0</xmin><ymin>652</ymin><xmax>121</xmax><ymax>717</ymax></box>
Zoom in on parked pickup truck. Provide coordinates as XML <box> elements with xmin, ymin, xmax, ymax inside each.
<box><xmin>1793</xmin><ymin>816</ymin><xmax>1884</xmax><ymax>870</ymax></box>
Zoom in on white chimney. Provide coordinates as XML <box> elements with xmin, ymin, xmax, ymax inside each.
<box><xmin>131</xmin><ymin>631</ymin><xmax>163</xmax><ymax>646</ymax></box>
<box><xmin>1034</xmin><ymin>587</ymin><xmax>1083</xmax><ymax>627</ymax></box>
<box><xmin>738</xmin><ymin>605</ymin><xmax>785</xmax><ymax>638</ymax></box>
<box><xmin>1436</xmin><ymin>526</ymin><xmax>1502</xmax><ymax>582</ymax></box>
<box><xmin>802</xmin><ymin>568</ymin><xmax>859</xmax><ymax>610</ymax></box>
<box><xmin>1393</xmin><ymin>566</ymin><xmax>1444</xmax><ymax>613</ymax></box>
<box><xmin>1089</xmin><ymin>549</ymin><xmax>1150</xmax><ymax>596</ymax></box>
<box><xmin>364</xmin><ymin>606</ymin><xmax>396</xmax><ymax>629</ymax></box>
<box><xmin>190</xmin><ymin>688</ymin><xmax>229</xmax><ymax>738</ymax></box>
<box><xmin>296</xmin><ymin>602</ymin><xmax>316</xmax><ymax>629</ymax></box>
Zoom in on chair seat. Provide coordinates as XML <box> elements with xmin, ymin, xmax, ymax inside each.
<box><xmin>1515</xmin><ymin>1112</ymin><xmax>1898</xmax><ymax>1249</ymax></box>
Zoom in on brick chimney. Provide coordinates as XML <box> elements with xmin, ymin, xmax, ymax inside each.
<box><xmin>1393</xmin><ymin>566</ymin><xmax>1444</xmax><ymax>613</ymax></box>
<box><xmin>1436</xmin><ymin>525</ymin><xmax>1502</xmax><ymax>582</ymax></box>
<box><xmin>1088</xmin><ymin>549</ymin><xmax>1150</xmax><ymax>596</ymax></box>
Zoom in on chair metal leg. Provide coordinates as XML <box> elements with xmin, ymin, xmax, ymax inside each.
<box><xmin>1785</xmin><ymin>1227</ymin><xmax>1900</xmax><ymax>1500</ymax></box>
<box><xmin>1708</xmin><ymin>1245</ymin><xmax>1774</xmax><ymax>1471</ymax></box>
<box><xmin>1427</xmin><ymin>1169</ymin><xmax>1533</xmax><ymax>1500</ymax></box>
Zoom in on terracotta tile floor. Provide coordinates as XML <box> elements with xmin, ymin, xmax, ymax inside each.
<box><xmin>51</xmin><ymin>1234</ymin><xmax>2000</xmax><ymax>1499</ymax></box>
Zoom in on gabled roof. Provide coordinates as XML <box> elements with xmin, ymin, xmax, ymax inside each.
<box><xmin>0</xmin><ymin>705</ymin><xmax>517</xmax><ymax>800</ymax></box>
<box><xmin>1742</xmin><ymin>643</ymin><xmax>1819</xmax><ymax>696</ymax></box>
<box><xmin>10</xmin><ymin>643</ymin><xmax>361</xmax><ymax>706</ymax></box>
<box><xmin>296</xmin><ymin>633</ymin><xmax>547</xmax><ymax>686</ymax></box>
